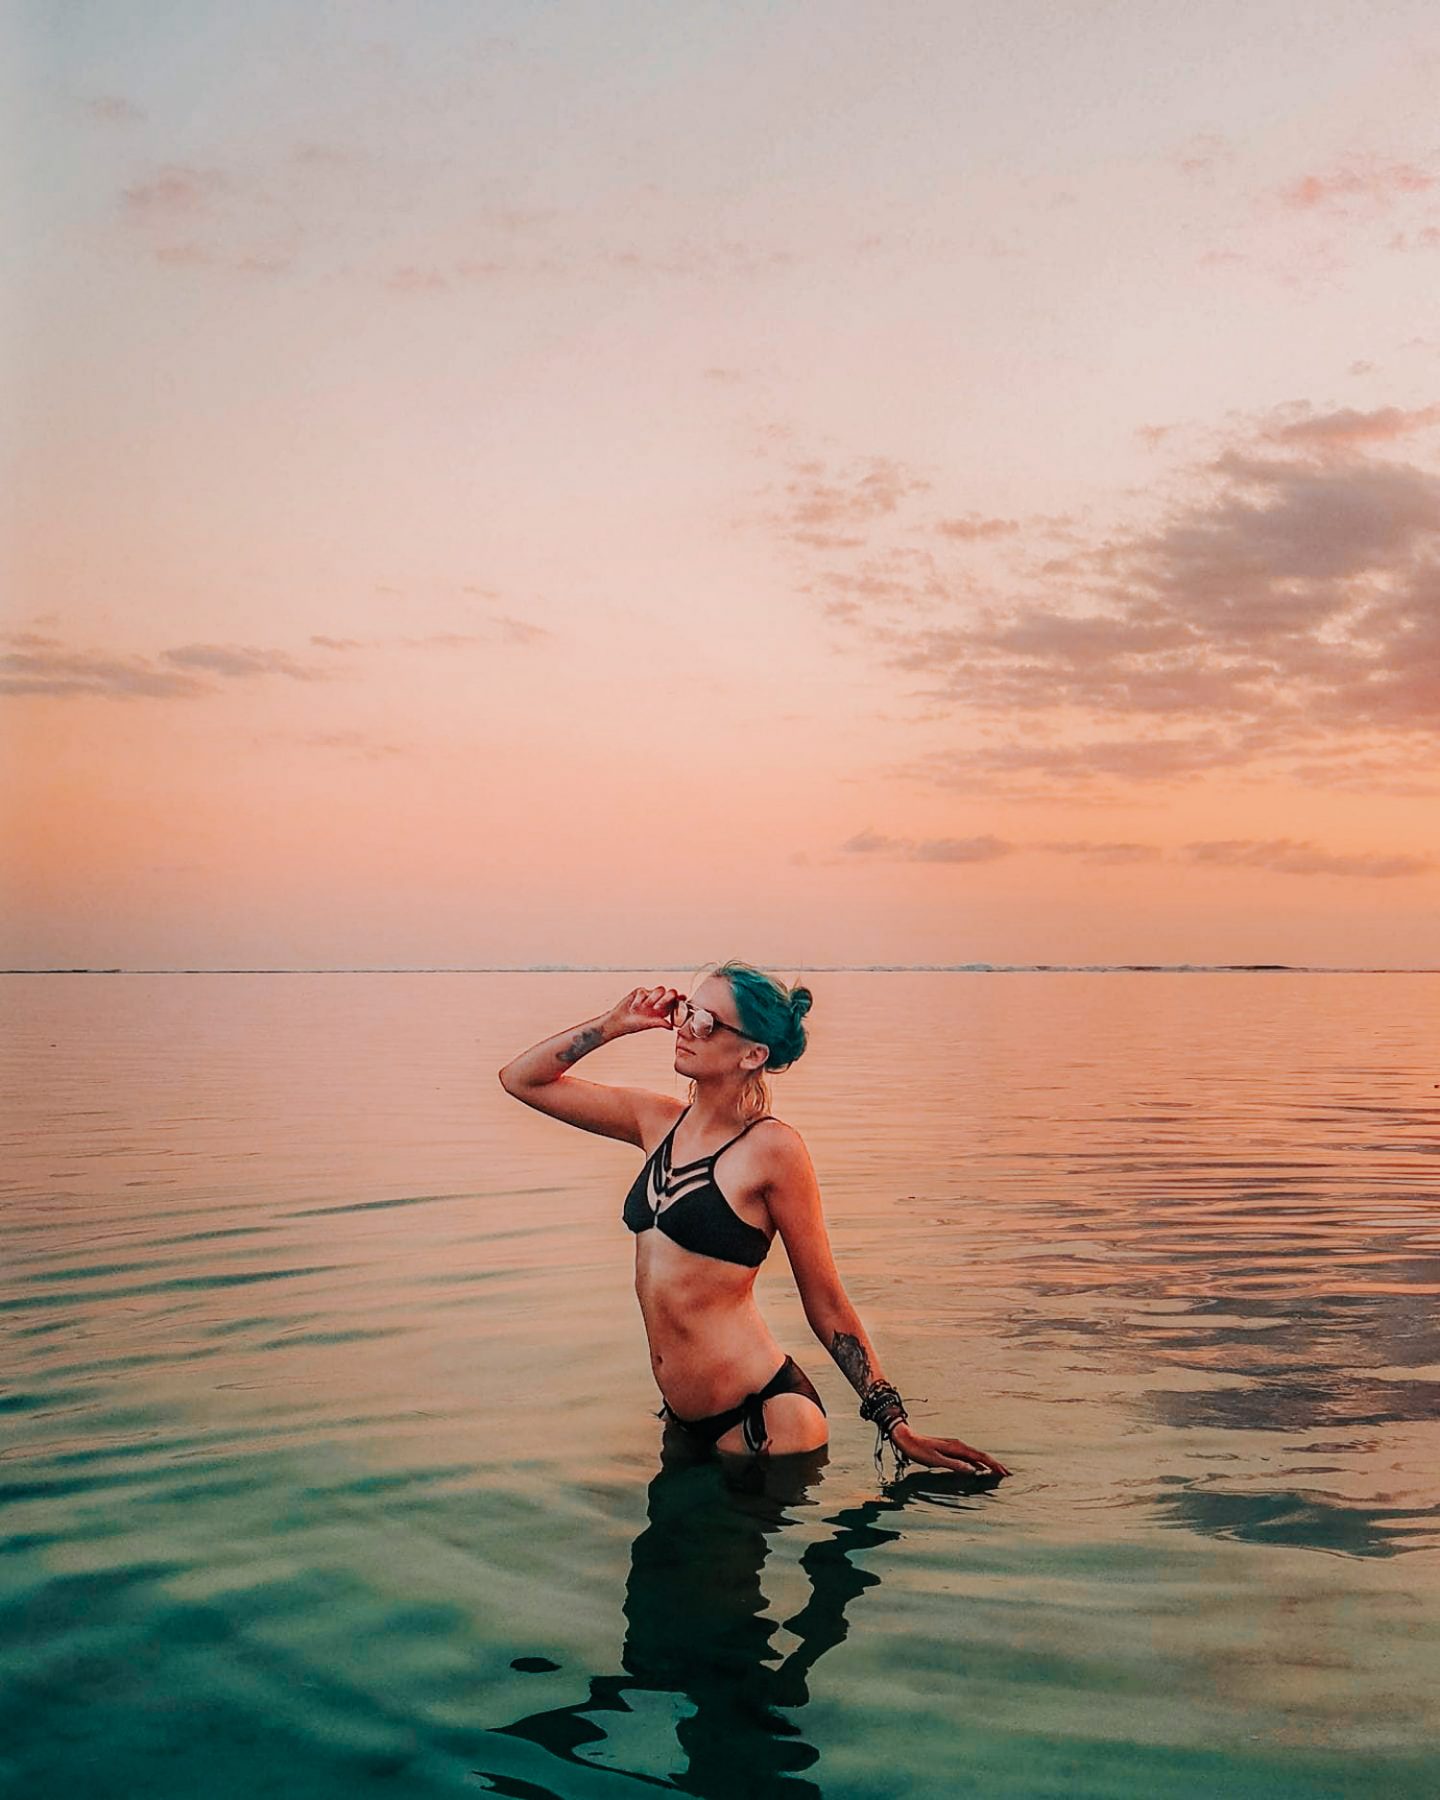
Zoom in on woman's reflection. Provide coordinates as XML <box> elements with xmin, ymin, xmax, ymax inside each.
<box><xmin>476</xmin><ymin>1429</ymin><xmax>992</xmax><ymax>1799</ymax></box>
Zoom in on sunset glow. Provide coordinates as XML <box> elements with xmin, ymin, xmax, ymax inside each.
<box><xmin>8</xmin><ymin>2</ymin><xmax>1440</xmax><ymax>967</ymax></box>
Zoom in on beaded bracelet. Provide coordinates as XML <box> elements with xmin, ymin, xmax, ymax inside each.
<box><xmin>859</xmin><ymin>1380</ymin><xmax>909</xmax><ymax>1437</ymax></box>
<box><xmin>858</xmin><ymin>1381</ymin><xmax>911</xmax><ymax>1477</ymax></box>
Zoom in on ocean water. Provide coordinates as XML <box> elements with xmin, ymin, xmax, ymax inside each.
<box><xmin>3</xmin><ymin>971</ymin><xmax>1438</xmax><ymax>1800</ymax></box>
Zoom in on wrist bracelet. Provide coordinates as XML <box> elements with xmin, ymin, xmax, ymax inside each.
<box><xmin>858</xmin><ymin>1380</ymin><xmax>909</xmax><ymax>1437</ymax></box>
<box><xmin>860</xmin><ymin>1380</ymin><xmax>917</xmax><ymax>1478</ymax></box>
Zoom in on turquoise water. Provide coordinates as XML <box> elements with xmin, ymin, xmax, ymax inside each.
<box><xmin>4</xmin><ymin>972</ymin><xmax>1438</xmax><ymax>1798</ymax></box>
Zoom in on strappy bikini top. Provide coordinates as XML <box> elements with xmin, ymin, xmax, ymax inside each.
<box><xmin>622</xmin><ymin>1105</ymin><xmax>775</xmax><ymax>1268</ymax></box>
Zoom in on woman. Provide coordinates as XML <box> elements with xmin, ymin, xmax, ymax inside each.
<box><xmin>498</xmin><ymin>959</ymin><xmax>1008</xmax><ymax>1477</ymax></box>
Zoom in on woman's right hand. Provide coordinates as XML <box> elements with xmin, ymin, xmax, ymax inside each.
<box><xmin>606</xmin><ymin>986</ymin><xmax>683</xmax><ymax>1037</ymax></box>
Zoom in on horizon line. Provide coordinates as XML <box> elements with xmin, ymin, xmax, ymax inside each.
<box><xmin>4</xmin><ymin>964</ymin><xmax>1439</xmax><ymax>976</ymax></box>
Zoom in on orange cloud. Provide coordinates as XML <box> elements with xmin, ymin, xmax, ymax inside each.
<box><xmin>934</xmin><ymin>514</ymin><xmax>1020</xmax><ymax>541</ymax></box>
<box><xmin>122</xmin><ymin>164</ymin><xmax>233</xmax><ymax>217</ymax></box>
<box><xmin>840</xmin><ymin>829</ymin><xmax>1015</xmax><ymax>862</ymax></box>
<box><xmin>1172</xmin><ymin>133</ymin><xmax>1232</xmax><ymax>177</ymax></box>
<box><xmin>1389</xmin><ymin>225</ymin><xmax>1440</xmax><ymax>253</ymax></box>
<box><xmin>1258</xmin><ymin>402</ymin><xmax>1440</xmax><ymax>452</ymax></box>
<box><xmin>1185</xmin><ymin>839</ymin><xmax>1433</xmax><ymax>878</ymax></box>
<box><xmin>161</xmin><ymin>643</ymin><xmax>327</xmax><ymax>680</ymax></box>
<box><xmin>1277</xmin><ymin>157</ymin><xmax>1435</xmax><ymax>214</ymax></box>
<box><xmin>494</xmin><ymin>616</ymin><xmax>549</xmax><ymax>645</ymax></box>
<box><xmin>1037</xmin><ymin>841</ymin><xmax>1162</xmax><ymax>865</ymax></box>
<box><xmin>766</xmin><ymin>454</ymin><xmax>934</xmax><ymax>550</ymax></box>
<box><xmin>1</xmin><ymin>636</ymin><xmax>332</xmax><ymax>699</ymax></box>
<box><xmin>1</xmin><ymin>645</ymin><xmax>211</xmax><ymax>700</ymax></box>
<box><xmin>786</xmin><ymin>410</ymin><xmax>1440</xmax><ymax>793</ymax></box>
<box><xmin>836</xmin><ymin>830</ymin><xmax>1429</xmax><ymax>879</ymax></box>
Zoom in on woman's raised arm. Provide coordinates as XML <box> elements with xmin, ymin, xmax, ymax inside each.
<box><xmin>497</xmin><ymin>986</ymin><xmax>682</xmax><ymax>1147</ymax></box>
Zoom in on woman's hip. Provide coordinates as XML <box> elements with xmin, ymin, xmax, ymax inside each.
<box><xmin>658</xmin><ymin>1355</ymin><xmax>828</xmax><ymax>1456</ymax></box>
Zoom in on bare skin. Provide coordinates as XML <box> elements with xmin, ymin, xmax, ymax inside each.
<box><xmin>498</xmin><ymin>977</ymin><xmax>1009</xmax><ymax>1477</ymax></box>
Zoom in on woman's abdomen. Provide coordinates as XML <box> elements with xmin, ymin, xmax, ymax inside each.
<box><xmin>635</xmin><ymin>1265</ymin><xmax>781</xmax><ymax>1415</ymax></box>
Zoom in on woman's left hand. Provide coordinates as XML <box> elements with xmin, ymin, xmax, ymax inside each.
<box><xmin>889</xmin><ymin>1422</ymin><xmax>1010</xmax><ymax>1478</ymax></box>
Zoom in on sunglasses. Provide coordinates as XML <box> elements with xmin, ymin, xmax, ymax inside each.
<box><xmin>671</xmin><ymin>998</ymin><xmax>752</xmax><ymax>1041</ymax></box>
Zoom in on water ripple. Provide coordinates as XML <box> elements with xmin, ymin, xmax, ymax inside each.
<box><xmin>4</xmin><ymin>971</ymin><xmax>1438</xmax><ymax>1798</ymax></box>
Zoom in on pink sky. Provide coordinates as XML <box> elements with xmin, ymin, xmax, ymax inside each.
<box><xmin>6</xmin><ymin>2</ymin><xmax>1440</xmax><ymax>967</ymax></box>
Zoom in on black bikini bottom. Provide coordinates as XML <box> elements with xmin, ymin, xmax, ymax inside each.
<box><xmin>658</xmin><ymin>1355</ymin><xmax>826</xmax><ymax>1454</ymax></box>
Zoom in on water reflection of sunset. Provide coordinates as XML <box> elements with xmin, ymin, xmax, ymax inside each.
<box><xmin>7</xmin><ymin>970</ymin><xmax>1439</xmax><ymax>1792</ymax></box>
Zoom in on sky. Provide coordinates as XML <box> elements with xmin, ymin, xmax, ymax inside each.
<box><xmin>5</xmin><ymin>0</ymin><xmax>1440</xmax><ymax>969</ymax></box>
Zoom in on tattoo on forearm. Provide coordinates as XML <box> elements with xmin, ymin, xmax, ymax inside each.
<box><xmin>556</xmin><ymin>1026</ymin><xmax>603</xmax><ymax>1066</ymax></box>
<box><xmin>830</xmin><ymin>1331</ymin><xmax>874</xmax><ymax>1396</ymax></box>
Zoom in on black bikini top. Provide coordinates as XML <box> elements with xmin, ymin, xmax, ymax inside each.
<box><xmin>622</xmin><ymin>1105</ymin><xmax>775</xmax><ymax>1268</ymax></box>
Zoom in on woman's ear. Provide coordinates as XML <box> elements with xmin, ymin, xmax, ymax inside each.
<box><xmin>742</xmin><ymin>1043</ymin><xmax>770</xmax><ymax>1075</ymax></box>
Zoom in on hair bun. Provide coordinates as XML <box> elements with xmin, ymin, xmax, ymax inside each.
<box><xmin>708</xmin><ymin>958</ymin><xmax>813</xmax><ymax>1075</ymax></box>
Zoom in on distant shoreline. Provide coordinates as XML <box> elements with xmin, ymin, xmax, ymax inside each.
<box><xmin>4</xmin><ymin>965</ymin><xmax>1437</xmax><ymax>977</ymax></box>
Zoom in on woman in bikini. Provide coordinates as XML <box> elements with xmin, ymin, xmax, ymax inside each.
<box><xmin>498</xmin><ymin>959</ymin><xmax>1008</xmax><ymax>1477</ymax></box>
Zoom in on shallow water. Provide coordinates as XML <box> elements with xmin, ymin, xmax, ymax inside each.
<box><xmin>3</xmin><ymin>971</ymin><xmax>1438</xmax><ymax>1799</ymax></box>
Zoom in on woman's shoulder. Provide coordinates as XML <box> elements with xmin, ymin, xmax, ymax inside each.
<box><xmin>746</xmin><ymin>1116</ymin><xmax>816</xmax><ymax>1207</ymax></box>
<box><xmin>750</xmin><ymin>1113</ymin><xmax>805</xmax><ymax>1154</ymax></box>
<box><xmin>622</xmin><ymin>1091</ymin><xmax>684</xmax><ymax>1155</ymax></box>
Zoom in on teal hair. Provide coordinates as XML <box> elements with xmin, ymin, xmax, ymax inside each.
<box><xmin>711</xmin><ymin>959</ymin><xmax>813</xmax><ymax>1073</ymax></box>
